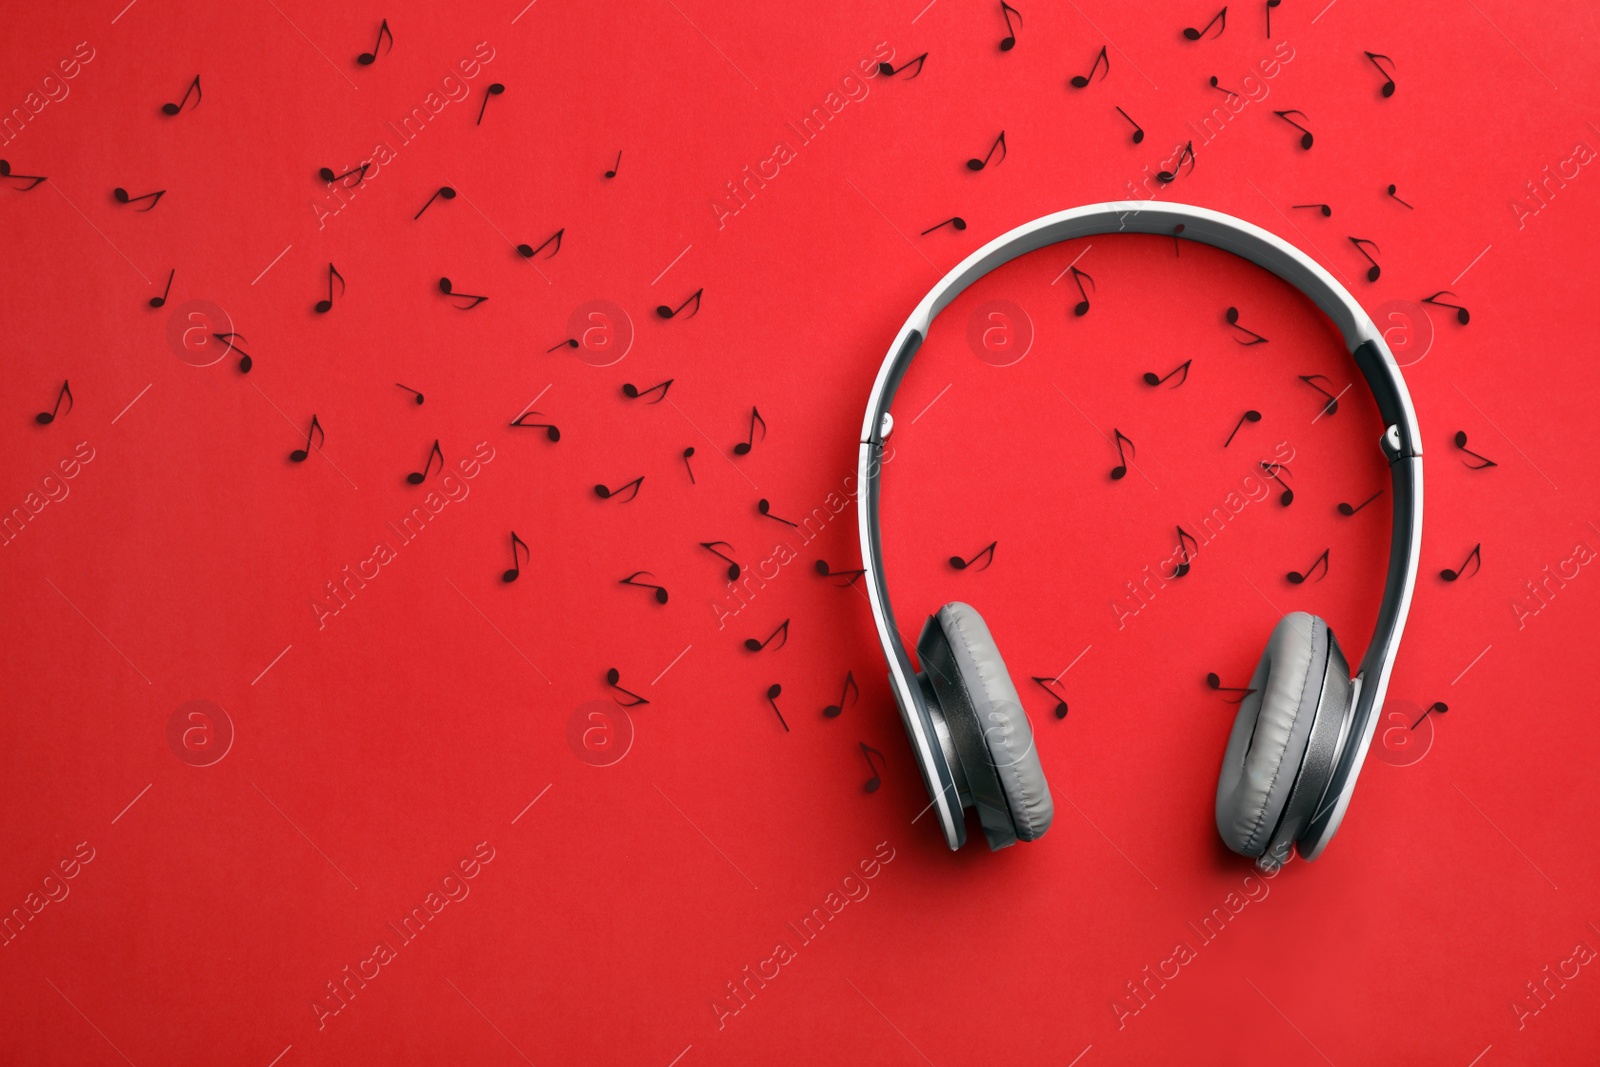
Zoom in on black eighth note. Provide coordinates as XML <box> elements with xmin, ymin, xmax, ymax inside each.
<box><xmin>476</xmin><ymin>82</ymin><xmax>505</xmax><ymax>125</ymax></box>
<box><xmin>1386</xmin><ymin>184</ymin><xmax>1413</xmax><ymax>209</ymax></box>
<box><xmin>966</xmin><ymin>131</ymin><xmax>1007</xmax><ymax>171</ymax></box>
<box><xmin>1224</xmin><ymin>409</ymin><xmax>1261</xmax><ymax>447</ymax></box>
<box><xmin>396</xmin><ymin>382</ymin><xmax>425</xmax><ymax>405</ymax></box>
<box><xmin>1440</xmin><ymin>544</ymin><xmax>1482</xmax><ymax>582</ymax></box>
<box><xmin>621</xmin><ymin>379</ymin><xmax>673</xmax><ymax>403</ymax></box>
<box><xmin>877</xmin><ymin>53</ymin><xmax>928</xmax><ymax>78</ymax></box>
<box><xmin>517</xmin><ymin>228</ymin><xmax>564</xmax><ymax>259</ymax></box>
<box><xmin>1143</xmin><ymin>359</ymin><xmax>1191</xmax><ymax>388</ymax></box>
<box><xmin>700</xmin><ymin>541</ymin><xmax>741</xmax><ymax>580</ymax></box>
<box><xmin>357</xmin><ymin>19</ymin><xmax>394</xmax><ymax>65</ymax></box>
<box><xmin>213</xmin><ymin>331</ymin><xmax>254</xmax><ymax>373</ymax></box>
<box><xmin>1225</xmin><ymin>306</ymin><xmax>1268</xmax><ymax>345</ymax></box>
<box><xmin>604</xmin><ymin>150</ymin><xmax>622</xmax><ymax>179</ymax></box>
<box><xmin>510</xmin><ymin>410</ymin><xmax>560</xmax><ymax>440</ymax></box>
<box><xmin>949</xmin><ymin>541</ymin><xmax>997</xmax><ymax>571</ymax></box>
<box><xmin>594</xmin><ymin>477</ymin><xmax>644</xmax><ymax>502</ymax></box>
<box><xmin>161</xmin><ymin>75</ymin><xmax>201</xmax><ymax>116</ymax></box>
<box><xmin>1108</xmin><ymin>429</ymin><xmax>1135</xmax><ymax>479</ymax></box>
<box><xmin>1066</xmin><ymin>266</ymin><xmax>1094</xmax><ymax>316</ymax></box>
<box><xmin>1156</xmin><ymin>141</ymin><xmax>1195</xmax><ymax>183</ymax></box>
<box><xmin>732</xmin><ymin>407</ymin><xmax>766</xmax><ymax>455</ymax></box>
<box><xmin>288</xmin><ymin>414</ymin><xmax>324</xmax><ymax>462</ymax></box>
<box><xmin>1273</xmin><ymin>109</ymin><xmax>1314</xmax><ymax>149</ymax></box>
<box><xmin>414</xmin><ymin>185</ymin><xmax>456</xmax><ymax>219</ymax></box>
<box><xmin>1365</xmin><ymin>51</ymin><xmax>1396</xmax><ymax>97</ymax></box>
<box><xmin>765</xmin><ymin>684</ymin><xmax>789</xmax><ymax>732</ymax></box>
<box><xmin>1348</xmin><ymin>237</ymin><xmax>1382</xmax><ymax>282</ymax></box>
<box><xmin>1287</xmin><ymin>548</ymin><xmax>1330</xmax><ymax>584</ymax></box>
<box><xmin>1069</xmin><ymin>46</ymin><xmax>1109</xmax><ymax>88</ymax></box>
<box><xmin>656</xmin><ymin>288</ymin><xmax>703</xmax><ymax>320</ymax></box>
<box><xmin>606</xmin><ymin>667</ymin><xmax>649</xmax><ymax>707</ymax></box>
<box><xmin>1170</xmin><ymin>526</ymin><xmax>1199</xmax><ymax>578</ymax></box>
<box><xmin>35</xmin><ymin>380</ymin><xmax>72</xmax><ymax>425</ymax></box>
<box><xmin>860</xmin><ymin>743</ymin><xmax>885</xmax><ymax>793</ymax></box>
<box><xmin>438</xmin><ymin>277</ymin><xmax>488</xmax><ymax>309</ymax></box>
<box><xmin>824</xmin><ymin>671</ymin><xmax>858</xmax><ymax>718</ymax></box>
<box><xmin>757</xmin><ymin>499</ymin><xmax>798</xmax><ymax>527</ymax></box>
<box><xmin>744</xmin><ymin>619</ymin><xmax>790</xmax><ymax>652</ymax></box>
<box><xmin>149</xmin><ymin>268</ymin><xmax>174</xmax><ymax>308</ymax></box>
<box><xmin>0</xmin><ymin>161</ymin><xmax>47</xmax><ymax>190</ymax></box>
<box><xmin>113</xmin><ymin>187</ymin><xmax>165</xmax><ymax>211</ymax></box>
<box><xmin>998</xmin><ymin>2</ymin><xmax>1023</xmax><ymax>50</ymax></box>
<box><xmin>620</xmin><ymin>571</ymin><xmax>669</xmax><ymax>603</ymax></box>
<box><xmin>1453</xmin><ymin>431</ymin><xmax>1497</xmax><ymax>469</ymax></box>
<box><xmin>1183</xmin><ymin>6</ymin><xmax>1227</xmax><ymax>40</ymax></box>
<box><xmin>502</xmin><ymin>531</ymin><xmax>530</xmax><ymax>582</ymax></box>
<box><xmin>1338</xmin><ymin>489</ymin><xmax>1382</xmax><ymax>516</ymax></box>
<box><xmin>814</xmin><ymin>560</ymin><xmax>866</xmax><ymax>586</ymax></box>
<box><xmin>407</xmin><ymin>440</ymin><xmax>443</xmax><ymax>484</ymax></box>
<box><xmin>1423</xmin><ymin>291</ymin><xmax>1471</xmax><ymax>325</ymax></box>
<box><xmin>1030</xmin><ymin>676</ymin><xmax>1069</xmax><ymax>719</ymax></box>
<box><xmin>313</xmin><ymin>262</ymin><xmax>344</xmax><ymax>313</ymax></box>
<box><xmin>1260</xmin><ymin>461</ymin><xmax>1294</xmax><ymax>506</ymax></box>
<box><xmin>1116</xmin><ymin>106</ymin><xmax>1145</xmax><ymax>144</ymax></box>
<box><xmin>1299</xmin><ymin>374</ymin><xmax>1340</xmax><ymax>416</ymax></box>
<box><xmin>319</xmin><ymin>163</ymin><xmax>370</xmax><ymax>188</ymax></box>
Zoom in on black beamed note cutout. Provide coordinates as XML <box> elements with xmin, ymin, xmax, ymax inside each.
<box><xmin>1183</xmin><ymin>6</ymin><xmax>1227</xmax><ymax>40</ymax></box>
<box><xmin>1440</xmin><ymin>544</ymin><xmax>1482</xmax><ymax>582</ymax></box>
<box><xmin>656</xmin><ymin>288</ymin><xmax>703</xmax><ymax>319</ymax></box>
<box><xmin>1069</xmin><ymin>46</ymin><xmax>1108</xmax><ymax>88</ymax></box>
<box><xmin>757</xmin><ymin>499</ymin><xmax>798</xmax><ymax>527</ymax></box>
<box><xmin>921</xmin><ymin>217</ymin><xmax>967</xmax><ymax>234</ymax></box>
<box><xmin>620</xmin><ymin>571</ymin><xmax>669</xmax><ymax>603</ymax></box>
<box><xmin>438</xmin><ymin>277</ymin><xmax>488</xmax><ymax>309</ymax></box>
<box><xmin>814</xmin><ymin>559</ymin><xmax>866</xmax><ymax>586</ymax></box>
<box><xmin>35</xmin><ymin>380</ymin><xmax>72</xmax><ymax>425</ymax></box>
<box><xmin>1386</xmin><ymin>184</ymin><xmax>1413</xmax><ymax>209</ymax></box>
<box><xmin>1273</xmin><ymin>109</ymin><xmax>1314</xmax><ymax>149</ymax></box>
<box><xmin>113</xmin><ymin>187</ymin><xmax>165</xmax><ymax>211</ymax></box>
<box><xmin>1452</xmin><ymin>431</ymin><xmax>1496</xmax><ymax>469</ymax></box>
<box><xmin>1260</xmin><ymin>460</ymin><xmax>1294</xmax><ymax>505</ymax></box>
<box><xmin>1299</xmin><ymin>374</ymin><xmax>1340</xmax><ymax>416</ymax></box>
<box><xmin>594</xmin><ymin>477</ymin><xmax>644</xmax><ymax>502</ymax></box>
<box><xmin>622</xmin><ymin>379</ymin><xmax>673</xmax><ymax>403</ymax></box>
<box><xmin>1143</xmin><ymin>359</ymin><xmax>1191</xmax><ymax>388</ymax></box>
<box><xmin>1066</xmin><ymin>265</ymin><xmax>1094</xmax><ymax>316</ymax></box>
<box><xmin>517</xmin><ymin>228</ymin><xmax>563</xmax><ymax>259</ymax></box>
<box><xmin>998</xmin><ymin>2</ymin><xmax>1023</xmax><ymax>50</ymax></box>
<box><xmin>502</xmin><ymin>531</ymin><xmax>529</xmax><ymax>582</ymax></box>
<box><xmin>1348</xmin><ymin>236</ymin><xmax>1382</xmax><ymax>281</ymax></box>
<box><xmin>357</xmin><ymin>19</ymin><xmax>394</xmax><ymax>64</ymax></box>
<box><xmin>149</xmin><ymin>269</ymin><xmax>174</xmax><ymax>308</ymax></box>
<box><xmin>1266</xmin><ymin>0</ymin><xmax>1281</xmax><ymax>36</ymax></box>
<box><xmin>1224</xmin><ymin>409</ymin><xmax>1262</xmax><ymax>447</ymax></box>
<box><xmin>1116</xmin><ymin>106</ymin><xmax>1145</xmax><ymax>144</ymax></box>
<box><xmin>1225</xmin><ymin>306</ymin><xmax>1268</xmax><ymax>344</ymax></box>
<box><xmin>682</xmin><ymin>447</ymin><xmax>696</xmax><ymax>483</ymax></box>
<box><xmin>1030</xmin><ymin>676</ymin><xmax>1069</xmax><ymax>719</ymax></box>
<box><xmin>510</xmin><ymin>411</ymin><xmax>560</xmax><ymax>440</ymax></box>
<box><xmin>860</xmin><ymin>743</ymin><xmax>885</xmax><ymax>792</ymax></box>
<box><xmin>1293</xmin><ymin>202</ymin><xmax>1332</xmax><ymax>216</ymax></box>
<box><xmin>1109</xmin><ymin>428</ymin><xmax>1135</xmax><ymax>479</ymax></box>
<box><xmin>288</xmin><ymin>414</ymin><xmax>324</xmax><ymax>462</ymax></box>
<box><xmin>1287</xmin><ymin>547</ymin><xmax>1330</xmax><ymax>584</ymax></box>
<box><xmin>407</xmin><ymin>440</ymin><xmax>443</xmax><ymax>484</ymax></box>
<box><xmin>1423</xmin><ymin>291</ymin><xmax>1471</xmax><ymax>325</ymax></box>
<box><xmin>824</xmin><ymin>671</ymin><xmax>858</xmax><ymax>718</ymax></box>
<box><xmin>319</xmin><ymin>163</ymin><xmax>369</xmax><ymax>187</ymax></box>
<box><xmin>161</xmin><ymin>75</ymin><xmax>201</xmax><ymax>115</ymax></box>
<box><xmin>212</xmin><ymin>332</ymin><xmax>254</xmax><ymax>373</ymax></box>
<box><xmin>949</xmin><ymin>541</ymin><xmax>997</xmax><ymax>571</ymax></box>
<box><xmin>1170</xmin><ymin>526</ymin><xmax>1199</xmax><ymax>578</ymax></box>
<box><xmin>744</xmin><ymin>619</ymin><xmax>790</xmax><ymax>652</ymax></box>
<box><xmin>476</xmin><ymin>83</ymin><xmax>504</xmax><ymax>125</ymax></box>
<box><xmin>414</xmin><ymin>185</ymin><xmax>455</xmax><ymax>219</ymax></box>
<box><xmin>877</xmin><ymin>53</ymin><xmax>927</xmax><ymax>78</ymax></box>
<box><xmin>732</xmin><ymin>407</ymin><xmax>766</xmax><ymax>454</ymax></box>
<box><xmin>313</xmin><ymin>262</ymin><xmax>345</xmax><ymax>313</ymax></box>
<box><xmin>1411</xmin><ymin>702</ymin><xmax>1448</xmax><ymax>729</ymax></box>
<box><xmin>1338</xmin><ymin>489</ymin><xmax>1383</xmax><ymax>516</ymax></box>
<box><xmin>606</xmin><ymin>667</ymin><xmax>649</xmax><ymax>707</ymax></box>
<box><xmin>966</xmin><ymin>131</ymin><xmax>1007</xmax><ymax>171</ymax></box>
<box><xmin>765</xmin><ymin>684</ymin><xmax>789</xmax><ymax>731</ymax></box>
<box><xmin>396</xmin><ymin>382</ymin><xmax>425</xmax><ymax>405</ymax></box>
<box><xmin>700</xmin><ymin>541</ymin><xmax>741</xmax><ymax>581</ymax></box>
<box><xmin>1365</xmin><ymin>51</ymin><xmax>1396</xmax><ymax>97</ymax></box>
<box><xmin>0</xmin><ymin>161</ymin><xmax>47</xmax><ymax>190</ymax></box>
<box><xmin>1157</xmin><ymin>141</ymin><xmax>1195</xmax><ymax>183</ymax></box>
<box><xmin>1206</xmin><ymin>673</ymin><xmax>1257</xmax><ymax>704</ymax></box>
<box><xmin>605</xmin><ymin>151</ymin><xmax>622</xmax><ymax>179</ymax></box>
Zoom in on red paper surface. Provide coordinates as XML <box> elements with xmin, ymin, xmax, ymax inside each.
<box><xmin>2</xmin><ymin>1</ymin><xmax>1598</xmax><ymax>1064</ymax></box>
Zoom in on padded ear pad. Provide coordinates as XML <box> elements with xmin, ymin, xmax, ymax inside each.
<box><xmin>1215</xmin><ymin>612</ymin><xmax>1337</xmax><ymax>858</ymax></box>
<box><xmin>916</xmin><ymin>603</ymin><xmax>1053</xmax><ymax>849</ymax></box>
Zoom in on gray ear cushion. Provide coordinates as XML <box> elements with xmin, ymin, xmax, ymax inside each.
<box><xmin>1215</xmin><ymin>612</ymin><xmax>1330</xmax><ymax>857</ymax></box>
<box><xmin>933</xmin><ymin>603</ymin><xmax>1054</xmax><ymax>842</ymax></box>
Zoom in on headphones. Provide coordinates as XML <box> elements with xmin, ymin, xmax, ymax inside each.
<box><xmin>856</xmin><ymin>202</ymin><xmax>1423</xmax><ymax>864</ymax></box>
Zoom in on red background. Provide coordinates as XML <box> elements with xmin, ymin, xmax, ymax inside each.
<box><xmin>2</xmin><ymin>1</ymin><xmax>1598</xmax><ymax>1063</ymax></box>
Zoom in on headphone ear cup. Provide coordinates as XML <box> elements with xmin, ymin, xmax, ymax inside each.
<box><xmin>1215</xmin><ymin>612</ymin><xmax>1333</xmax><ymax>858</ymax></box>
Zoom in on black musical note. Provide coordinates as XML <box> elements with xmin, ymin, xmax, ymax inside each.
<box><xmin>414</xmin><ymin>185</ymin><xmax>455</xmax><ymax>219</ymax></box>
<box><xmin>620</xmin><ymin>571</ymin><xmax>669</xmax><ymax>603</ymax></box>
<box><xmin>998</xmin><ymin>2</ymin><xmax>1023</xmax><ymax>50</ymax></box>
<box><xmin>34</xmin><ymin>380</ymin><xmax>72</xmax><ymax>425</ymax></box>
<box><xmin>966</xmin><ymin>131</ymin><xmax>1008</xmax><ymax>172</ymax></box>
<box><xmin>621</xmin><ymin>379</ymin><xmax>674</xmax><ymax>404</ymax></box>
<box><xmin>1260</xmin><ymin>460</ymin><xmax>1294</xmax><ymax>506</ymax></box>
<box><xmin>1423</xmin><ymin>291</ymin><xmax>1471</xmax><ymax>325</ymax></box>
<box><xmin>0</xmin><ymin>161</ymin><xmax>47</xmax><ymax>190</ymax></box>
<box><xmin>502</xmin><ymin>531</ymin><xmax>529</xmax><ymax>583</ymax></box>
<box><xmin>288</xmin><ymin>414</ymin><xmax>324</xmax><ymax>462</ymax></box>
<box><xmin>1338</xmin><ymin>489</ymin><xmax>1382</xmax><ymax>516</ymax></box>
<box><xmin>407</xmin><ymin>440</ymin><xmax>443</xmax><ymax>484</ymax></box>
<box><xmin>509</xmin><ymin>411</ymin><xmax>560</xmax><ymax>440</ymax></box>
<box><xmin>395</xmin><ymin>382</ymin><xmax>425</xmax><ymax>405</ymax></box>
<box><xmin>313</xmin><ymin>262</ymin><xmax>344</xmax><ymax>313</ymax></box>
<box><xmin>745</xmin><ymin>619</ymin><xmax>790</xmax><ymax>652</ymax></box>
<box><xmin>1273</xmin><ymin>109</ymin><xmax>1314</xmax><ymax>149</ymax></box>
<box><xmin>757</xmin><ymin>499</ymin><xmax>798</xmax><ymax>527</ymax></box>
<box><xmin>1365</xmin><ymin>51</ymin><xmax>1396</xmax><ymax>97</ymax></box>
<box><xmin>949</xmin><ymin>541</ymin><xmax>997</xmax><ymax>571</ymax></box>
<box><xmin>476</xmin><ymin>82</ymin><xmax>505</xmax><ymax>125</ymax></box>
<box><xmin>1143</xmin><ymin>359</ymin><xmax>1191</xmax><ymax>388</ymax></box>
<box><xmin>682</xmin><ymin>447</ymin><xmax>696</xmax><ymax>483</ymax></box>
<box><xmin>1183</xmin><ymin>6</ymin><xmax>1227</xmax><ymax>40</ymax></box>
<box><xmin>700</xmin><ymin>541</ymin><xmax>741</xmax><ymax>580</ymax></box>
<box><xmin>1208</xmin><ymin>75</ymin><xmax>1236</xmax><ymax>98</ymax></box>
<box><xmin>594</xmin><ymin>477</ymin><xmax>644</xmax><ymax>502</ymax></box>
<box><xmin>606</xmin><ymin>667</ymin><xmax>649</xmax><ymax>707</ymax></box>
<box><xmin>319</xmin><ymin>163</ymin><xmax>369</xmax><ymax>188</ymax></box>
<box><xmin>732</xmin><ymin>407</ymin><xmax>767</xmax><ymax>455</ymax></box>
<box><xmin>1453</xmin><ymin>431</ymin><xmax>1497</xmax><ymax>470</ymax></box>
<box><xmin>148</xmin><ymin>268</ymin><xmax>174</xmax><ymax>308</ymax></box>
<box><xmin>765</xmin><ymin>684</ymin><xmax>789</xmax><ymax>731</ymax></box>
<box><xmin>1348</xmin><ymin>237</ymin><xmax>1381</xmax><ymax>282</ymax></box>
<box><xmin>1385</xmin><ymin>183</ymin><xmax>1413</xmax><ymax>209</ymax></box>
<box><xmin>1224</xmin><ymin>306</ymin><xmax>1268</xmax><ymax>345</ymax></box>
<box><xmin>814</xmin><ymin>559</ymin><xmax>866</xmax><ymax>586</ymax></box>
<box><xmin>1108</xmin><ymin>429</ymin><xmax>1135</xmax><ymax>479</ymax></box>
<box><xmin>1287</xmin><ymin>547</ymin><xmax>1330</xmax><ymax>584</ymax></box>
<box><xmin>1066</xmin><ymin>266</ymin><xmax>1094</xmax><ymax>316</ymax></box>
<box><xmin>1156</xmin><ymin>141</ymin><xmax>1195</xmax><ymax>183</ymax></box>
<box><xmin>1299</xmin><ymin>374</ymin><xmax>1340</xmax><ymax>416</ymax></box>
<box><xmin>161</xmin><ymin>75</ymin><xmax>201</xmax><ymax>115</ymax></box>
<box><xmin>824</xmin><ymin>672</ymin><xmax>858</xmax><ymax>718</ymax></box>
<box><xmin>1293</xmin><ymin>202</ymin><xmax>1332</xmax><ymax>216</ymax></box>
<box><xmin>357</xmin><ymin>19</ymin><xmax>394</xmax><ymax>64</ymax></box>
<box><xmin>1411</xmin><ymin>702</ymin><xmax>1447</xmax><ymax>729</ymax></box>
<box><xmin>1115</xmin><ymin>106</ymin><xmax>1145</xmax><ymax>144</ymax></box>
<box><xmin>656</xmin><ymin>288</ymin><xmax>703</xmax><ymax>319</ymax></box>
<box><xmin>1069</xmin><ymin>46</ymin><xmax>1109</xmax><ymax>88</ymax></box>
<box><xmin>1266</xmin><ymin>0</ymin><xmax>1281</xmax><ymax>36</ymax></box>
<box><xmin>1224</xmin><ymin>409</ymin><xmax>1262</xmax><ymax>446</ymax></box>
<box><xmin>516</xmin><ymin>228</ymin><xmax>564</xmax><ymax>259</ymax></box>
<box><xmin>1170</xmin><ymin>526</ymin><xmax>1199</xmax><ymax>578</ymax></box>
<box><xmin>1206</xmin><ymin>672</ymin><xmax>1257</xmax><ymax>704</ymax></box>
<box><xmin>438</xmin><ymin>277</ymin><xmax>488</xmax><ymax>309</ymax></box>
<box><xmin>113</xmin><ymin>187</ymin><xmax>165</xmax><ymax>211</ymax></box>
<box><xmin>1440</xmin><ymin>544</ymin><xmax>1482</xmax><ymax>582</ymax></box>
<box><xmin>212</xmin><ymin>332</ymin><xmax>254</xmax><ymax>373</ymax></box>
<box><xmin>604</xmin><ymin>150</ymin><xmax>622</xmax><ymax>179</ymax></box>
<box><xmin>1030</xmin><ymin>676</ymin><xmax>1069</xmax><ymax>719</ymax></box>
<box><xmin>877</xmin><ymin>53</ymin><xmax>928</xmax><ymax>78</ymax></box>
<box><xmin>921</xmin><ymin>216</ymin><xmax>967</xmax><ymax>234</ymax></box>
<box><xmin>859</xmin><ymin>742</ymin><xmax>885</xmax><ymax>792</ymax></box>
<box><xmin>547</xmin><ymin>338</ymin><xmax>579</xmax><ymax>352</ymax></box>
